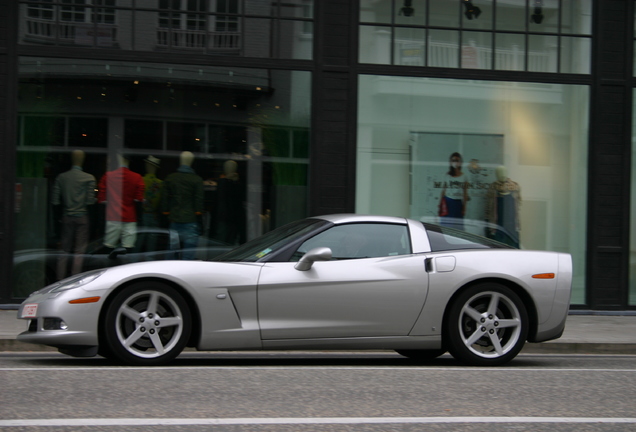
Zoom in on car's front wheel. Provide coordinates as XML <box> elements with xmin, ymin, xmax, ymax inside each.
<box><xmin>103</xmin><ymin>282</ymin><xmax>191</xmax><ymax>366</ymax></box>
<box><xmin>446</xmin><ymin>283</ymin><xmax>528</xmax><ymax>366</ymax></box>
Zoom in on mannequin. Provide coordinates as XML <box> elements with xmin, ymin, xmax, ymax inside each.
<box><xmin>161</xmin><ymin>151</ymin><xmax>204</xmax><ymax>259</ymax></box>
<box><xmin>97</xmin><ymin>153</ymin><xmax>145</xmax><ymax>251</ymax></box>
<box><xmin>486</xmin><ymin>165</ymin><xmax>521</xmax><ymax>247</ymax></box>
<box><xmin>72</xmin><ymin>149</ymin><xmax>85</xmax><ymax>167</ymax></box>
<box><xmin>223</xmin><ymin>160</ymin><xmax>239</xmax><ymax>180</ymax></box>
<box><xmin>118</xmin><ymin>153</ymin><xmax>128</xmax><ymax>167</ymax></box>
<box><xmin>496</xmin><ymin>166</ymin><xmax>508</xmax><ymax>187</ymax></box>
<box><xmin>439</xmin><ymin>152</ymin><xmax>469</xmax><ymax>229</ymax></box>
<box><xmin>52</xmin><ymin>150</ymin><xmax>96</xmax><ymax>279</ymax></box>
<box><xmin>181</xmin><ymin>151</ymin><xmax>195</xmax><ymax>167</ymax></box>
<box><xmin>142</xmin><ymin>155</ymin><xmax>162</xmax><ymax>228</ymax></box>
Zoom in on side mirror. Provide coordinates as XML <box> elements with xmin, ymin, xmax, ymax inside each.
<box><xmin>294</xmin><ymin>247</ymin><xmax>332</xmax><ymax>271</ymax></box>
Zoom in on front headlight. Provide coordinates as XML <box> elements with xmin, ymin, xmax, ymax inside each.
<box><xmin>50</xmin><ymin>269</ymin><xmax>107</xmax><ymax>293</ymax></box>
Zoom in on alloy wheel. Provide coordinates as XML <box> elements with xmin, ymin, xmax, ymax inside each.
<box><xmin>104</xmin><ymin>283</ymin><xmax>191</xmax><ymax>365</ymax></box>
<box><xmin>446</xmin><ymin>283</ymin><xmax>528</xmax><ymax>366</ymax></box>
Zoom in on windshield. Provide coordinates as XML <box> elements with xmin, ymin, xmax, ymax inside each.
<box><xmin>214</xmin><ymin>219</ymin><xmax>330</xmax><ymax>262</ymax></box>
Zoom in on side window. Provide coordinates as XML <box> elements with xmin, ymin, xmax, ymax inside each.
<box><xmin>423</xmin><ymin>223</ymin><xmax>513</xmax><ymax>251</ymax></box>
<box><xmin>293</xmin><ymin>223</ymin><xmax>411</xmax><ymax>261</ymax></box>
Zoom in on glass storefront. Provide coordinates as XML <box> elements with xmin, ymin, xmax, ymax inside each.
<box><xmin>357</xmin><ymin>76</ymin><xmax>589</xmax><ymax>304</ymax></box>
<box><xmin>13</xmin><ymin>57</ymin><xmax>311</xmax><ymax>298</ymax></box>
<box><xmin>3</xmin><ymin>0</ymin><xmax>632</xmax><ymax>310</ymax></box>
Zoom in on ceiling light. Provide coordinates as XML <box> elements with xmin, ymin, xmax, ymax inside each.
<box><xmin>530</xmin><ymin>0</ymin><xmax>544</xmax><ymax>24</ymax></box>
<box><xmin>399</xmin><ymin>0</ymin><xmax>414</xmax><ymax>17</ymax></box>
<box><xmin>463</xmin><ymin>0</ymin><xmax>481</xmax><ymax>20</ymax></box>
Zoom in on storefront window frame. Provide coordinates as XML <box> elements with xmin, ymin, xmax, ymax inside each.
<box><xmin>630</xmin><ymin>88</ymin><xmax>636</xmax><ymax>306</ymax></box>
<box><xmin>359</xmin><ymin>0</ymin><xmax>592</xmax><ymax>73</ymax></box>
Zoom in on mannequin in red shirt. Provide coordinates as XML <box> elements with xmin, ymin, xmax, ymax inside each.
<box><xmin>97</xmin><ymin>153</ymin><xmax>145</xmax><ymax>250</ymax></box>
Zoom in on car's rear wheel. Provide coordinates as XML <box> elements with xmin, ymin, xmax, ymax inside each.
<box><xmin>395</xmin><ymin>349</ymin><xmax>446</xmax><ymax>361</ymax></box>
<box><xmin>446</xmin><ymin>283</ymin><xmax>528</xmax><ymax>366</ymax></box>
<box><xmin>104</xmin><ymin>282</ymin><xmax>191</xmax><ymax>366</ymax></box>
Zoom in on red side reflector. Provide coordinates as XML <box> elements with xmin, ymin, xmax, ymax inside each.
<box><xmin>69</xmin><ymin>297</ymin><xmax>101</xmax><ymax>304</ymax></box>
<box><xmin>532</xmin><ymin>273</ymin><xmax>555</xmax><ymax>279</ymax></box>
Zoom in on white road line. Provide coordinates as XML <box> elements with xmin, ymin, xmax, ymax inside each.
<box><xmin>1</xmin><ymin>366</ymin><xmax>636</xmax><ymax>372</ymax></box>
<box><xmin>1</xmin><ymin>417</ymin><xmax>636</xmax><ymax>427</ymax></box>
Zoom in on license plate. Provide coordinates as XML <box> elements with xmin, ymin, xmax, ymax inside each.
<box><xmin>21</xmin><ymin>304</ymin><xmax>38</xmax><ymax>318</ymax></box>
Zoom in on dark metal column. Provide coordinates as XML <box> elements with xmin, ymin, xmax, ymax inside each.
<box><xmin>309</xmin><ymin>0</ymin><xmax>358</xmax><ymax>215</ymax></box>
<box><xmin>0</xmin><ymin>1</ymin><xmax>18</xmax><ymax>304</ymax></box>
<box><xmin>587</xmin><ymin>0</ymin><xmax>635</xmax><ymax>309</ymax></box>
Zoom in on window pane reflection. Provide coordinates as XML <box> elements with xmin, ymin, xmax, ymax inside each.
<box><xmin>13</xmin><ymin>57</ymin><xmax>311</xmax><ymax>298</ymax></box>
<box><xmin>18</xmin><ymin>0</ymin><xmax>314</xmax><ymax>60</ymax></box>
<box><xmin>495</xmin><ymin>33</ymin><xmax>525</xmax><ymax>71</ymax></box>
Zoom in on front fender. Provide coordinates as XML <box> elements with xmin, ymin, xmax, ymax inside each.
<box><xmin>91</xmin><ymin>261</ymin><xmax>265</xmax><ymax>350</ymax></box>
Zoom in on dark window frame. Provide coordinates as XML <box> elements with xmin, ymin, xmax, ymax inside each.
<box><xmin>359</xmin><ymin>0</ymin><xmax>592</xmax><ymax>73</ymax></box>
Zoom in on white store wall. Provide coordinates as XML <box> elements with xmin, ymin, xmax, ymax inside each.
<box><xmin>356</xmin><ymin>76</ymin><xmax>588</xmax><ymax>303</ymax></box>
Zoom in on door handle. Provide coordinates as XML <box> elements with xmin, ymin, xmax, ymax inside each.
<box><xmin>425</xmin><ymin>258</ymin><xmax>433</xmax><ymax>272</ymax></box>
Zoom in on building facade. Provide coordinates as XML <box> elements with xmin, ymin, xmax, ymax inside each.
<box><xmin>0</xmin><ymin>0</ymin><xmax>634</xmax><ymax>310</ymax></box>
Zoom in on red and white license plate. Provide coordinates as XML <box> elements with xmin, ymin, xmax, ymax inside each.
<box><xmin>21</xmin><ymin>304</ymin><xmax>38</xmax><ymax>318</ymax></box>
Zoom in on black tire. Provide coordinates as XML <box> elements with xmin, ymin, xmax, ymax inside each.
<box><xmin>103</xmin><ymin>282</ymin><xmax>191</xmax><ymax>366</ymax></box>
<box><xmin>97</xmin><ymin>344</ymin><xmax>114</xmax><ymax>360</ymax></box>
<box><xmin>445</xmin><ymin>283</ymin><xmax>528</xmax><ymax>366</ymax></box>
<box><xmin>395</xmin><ymin>349</ymin><xmax>446</xmax><ymax>361</ymax></box>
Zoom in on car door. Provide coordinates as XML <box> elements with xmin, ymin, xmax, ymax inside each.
<box><xmin>257</xmin><ymin>223</ymin><xmax>430</xmax><ymax>340</ymax></box>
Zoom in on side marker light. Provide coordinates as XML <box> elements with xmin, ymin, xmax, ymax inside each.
<box><xmin>69</xmin><ymin>297</ymin><xmax>101</xmax><ymax>304</ymax></box>
<box><xmin>532</xmin><ymin>273</ymin><xmax>555</xmax><ymax>279</ymax></box>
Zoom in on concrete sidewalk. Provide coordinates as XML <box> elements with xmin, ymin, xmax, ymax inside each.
<box><xmin>1</xmin><ymin>309</ymin><xmax>635</xmax><ymax>354</ymax></box>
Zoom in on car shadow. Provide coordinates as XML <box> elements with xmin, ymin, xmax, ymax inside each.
<box><xmin>12</xmin><ymin>351</ymin><xmax>550</xmax><ymax>368</ymax></box>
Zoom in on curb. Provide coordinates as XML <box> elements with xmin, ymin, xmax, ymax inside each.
<box><xmin>521</xmin><ymin>343</ymin><xmax>636</xmax><ymax>355</ymax></box>
<box><xmin>0</xmin><ymin>340</ymin><xmax>58</xmax><ymax>352</ymax></box>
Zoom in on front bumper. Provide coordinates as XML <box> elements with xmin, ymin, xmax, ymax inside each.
<box><xmin>16</xmin><ymin>288</ymin><xmax>105</xmax><ymax>349</ymax></box>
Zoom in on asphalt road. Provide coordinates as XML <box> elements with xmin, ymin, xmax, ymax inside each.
<box><xmin>1</xmin><ymin>351</ymin><xmax>635</xmax><ymax>431</ymax></box>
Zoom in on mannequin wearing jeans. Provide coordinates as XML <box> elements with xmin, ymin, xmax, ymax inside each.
<box><xmin>161</xmin><ymin>151</ymin><xmax>204</xmax><ymax>260</ymax></box>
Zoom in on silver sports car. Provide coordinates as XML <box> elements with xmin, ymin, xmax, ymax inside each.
<box><xmin>16</xmin><ymin>214</ymin><xmax>572</xmax><ymax>366</ymax></box>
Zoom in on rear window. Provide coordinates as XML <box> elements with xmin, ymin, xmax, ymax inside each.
<box><xmin>423</xmin><ymin>223</ymin><xmax>513</xmax><ymax>252</ymax></box>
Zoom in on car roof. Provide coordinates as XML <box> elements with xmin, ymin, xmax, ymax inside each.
<box><xmin>310</xmin><ymin>214</ymin><xmax>410</xmax><ymax>225</ymax></box>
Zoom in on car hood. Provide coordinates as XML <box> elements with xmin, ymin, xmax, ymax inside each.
<box><xmin>83</xmin><ymin>260</ymin><xmax>265</xmax><ymax>293</ymax></box>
